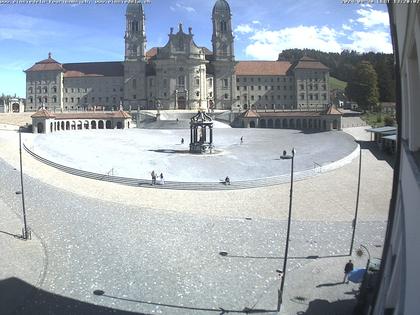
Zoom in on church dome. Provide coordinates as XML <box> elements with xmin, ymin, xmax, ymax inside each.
<box><xmin>212</xmin><ymin>0</ymin><xmax>231</xmax><ymax>14</ymax></box>
<box><xmin>126</xmin><ymin>2</ymin><xmax>143</xmax><ymax>15</ymax></box>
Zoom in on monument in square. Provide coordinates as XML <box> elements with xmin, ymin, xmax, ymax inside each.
<box><xmin>189</xmin><ymin>110</ymin><xmax>214</xmax><ymax>154</ymax></box>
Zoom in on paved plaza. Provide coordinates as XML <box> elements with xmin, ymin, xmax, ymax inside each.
<box><xmin>28</xmin><ymin>128</ymin><xmax>357</xmax><ymax>183</ymax></box>
<box><xmin>0</xmin><ymin>119</ymin><xmax>393</xmax><ymax>314</ymax></box>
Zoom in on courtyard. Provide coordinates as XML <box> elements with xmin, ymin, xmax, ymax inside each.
<box><xmin>0</xmin><ymin>121</ymin><xmax>393</xmax><ymax>314</ymax></box>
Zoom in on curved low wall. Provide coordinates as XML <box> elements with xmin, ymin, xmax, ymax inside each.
<box><xmin>23</xmin><ymin>143</ymin><xmax>359</xmax><ymax>191</ymax></box>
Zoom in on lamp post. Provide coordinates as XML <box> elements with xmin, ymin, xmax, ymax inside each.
<box><xmin>278</xmin><ymin>148</ymin><xmax>296</xmax><ymax>311</ymax></box>
<box><xmin>18</xmin><ymin>129</ymin><xmax>29</xmax><ymax>239</ymax></box>
<box><xmin>350</xmin><ymin>144</ymin><xmax>362</xmax><ymax>255</ymax></box>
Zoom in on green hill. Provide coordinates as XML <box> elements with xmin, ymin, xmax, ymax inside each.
<box><xmin>330</xmin><ymin>76</ymin><xmax>347</xmax><ymax>91</ymax></box>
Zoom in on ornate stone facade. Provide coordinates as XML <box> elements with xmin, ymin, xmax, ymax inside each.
<box><xmin>24</xmin><ymin>0</ymin><xmax>330</xmax><ymax>113</ymax></box>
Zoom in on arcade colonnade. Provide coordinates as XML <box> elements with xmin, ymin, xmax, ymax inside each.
<box><xmin>31</xmin><ymin>108</ymin><xmax>132</xmax><ymax>134</ymax></box>
<box><xmin>240</xmin><ymin>106</ymin><xmax>343</xmax><ymax>131</ymax></box>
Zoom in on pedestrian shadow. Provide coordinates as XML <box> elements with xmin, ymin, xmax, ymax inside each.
<box><xmin>315</xmin><ymin>282</ymin><xmax>343</xmax><ymax>288</ymax></box>
<box><xmin>93</xmin><ymin>290</ymin><xmax>277</xmax><ymax>314</ymax></box>
<box><xmin>297</xmin><ymin>298</ymin><xmax>356</xmax><ymax>315</ymax></box>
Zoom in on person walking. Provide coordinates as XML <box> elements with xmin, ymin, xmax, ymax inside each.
<box><xmin>343</xmin><ymin>260</ymin><xmax>354</xmax><ymax>284</ymax></box>
<box><xmin>159</xmin><ymin>173</ymin><xmax>165</xmax><ymax>185</ymax></box>
<box><xmin>225</xmin><ymin>176</ymin><xmax>231</xmax><ymax>185</ymax></box>
<box><xmin>240</xmin><ymin>136</ymin><xmax>243</xmax><ymax>144</ymax></box>
<box><xmin>151</xmin><ymin>170</ymin><xmax>156</xmax><ymax>185</ymax></box>
<box><xmin>181</xmin><ymin>137</ymin><xmax>184</xmax><ymax>144</ymax></box>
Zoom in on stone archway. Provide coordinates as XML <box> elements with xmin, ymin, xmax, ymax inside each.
<box><xmin>37</xmin><ymin>122</ymin><xmax>44</xmax><ymax>133</ymax></box>
<box><xmin>50</xmin><ymin>122</ymin><xmax>53</xmax><ymax>133</ymax></box>
<box><xmin>91</xmin><ymin>121</ymin><xmax>97</xmax><ymax>129</ymax></box>
<box><xmin>259</xmin><ymin>119</ymin><xmax>266</xmax><ymax>128</ymax></box>
<box><xmin>267</xmin><ymin>119</ymin><xmax>273</xmax><ymax>128</ymax></box>
<box><xmin>333</xmin><ymin>120</ymin><xmax>338</xmax><ymax>129</ymax></box>
<box><xmin>296</xmin><ymin>119</ymin><xmax>301</xmax><ymax>129</ymax></box>
<box><xmin>249</xmin><ymin>121</ymin><xmax>256</xmax><ymax>128</ymax></box>
<box><xmin>275</xmin><ymin>119</ymin><xmax>281</xmax><ymax>128</ymax></box>
<box><xmin>116</xmin><ymin>121</ymin><xmax>123</xmax><ymax>129</ymax></box>
<box><xmin>12</xmin><ymin>103</ymin><xmax>20</xmax><ymax>113</ymax></box>
<box><xmin>106</xmin><ymin>120</ymin><xmax>112</xmax><ymax>129</ymax></box>
<box><xmin>66</xmin><ymin>121</ymin><xmax>70</xmax><ymax>130</ymax></box>
<box><xmin>98</xmin><ymin>121</ymin><xmax>104</xmax><ymax>129</ymax></box>
<box><xmin>283</xmin><ymin>119</ymin><xmax>288</xmax><ymax>128</ymax></box>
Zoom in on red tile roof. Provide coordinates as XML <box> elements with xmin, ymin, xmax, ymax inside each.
<box><xmin>25</xmin><ymin>53</ymin><xmax>65</xmax><ymax>72</ymax></box>
<box><xmin>324</xmin><ymin>105</ymin><xmax>342</xmax><ymax>115</ymax></box>
<box><xmin>235</xmin><ymin>61</ymin><xmax>292</xmax><ymax>76</ymax></box>
<box><xmin>242</xmin><ymin>109</ymin><xmax>259</xmax><ymax>118</ymax></box>
<box><xmin>31</xmin><ymin>108</ymin><xmax>131</xmax><ymax>120</ymax></box>
<box><xmin>63</xmin><ymin>62</ymin><xmax>124</xmax><ymax>77</ymax></box>
<box><xmin>292</xmin><ymin>56</ymin><xmax>329</xmax><ymax>70</ymax></box>
<box><xmin>31</xmin><ymin>108</ymin><xmax>56</xmax><ymax>118</ymax></box>
<box><xmin>54</xmin><ymin>111</ymin><xmax>131</xmax><ymax>120</ymax></box>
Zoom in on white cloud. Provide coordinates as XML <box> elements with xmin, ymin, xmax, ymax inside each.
<box><xmin>252</xmin><ymin>20</ymin><xmax>260</xmax><ymax>24</ymax></box>
<box><xmin>245</xmin><ymin>25</ymin><xmax>342</xmax><ymax>60</ymax></box>
<box><xmin>356</xmin><ymin>7</ymin><xmax>389</xmax><ymax>28</ymax></box>
<box><xmin>234</xmin><ymin>24</ymin><xmax>254</xmax><ymax>34</ymax></box>
<box><xmin>342</xmin><ymin>24</ymin><xmax>352</xmax><ymax>31</ymax></box>
<box><xmin>344</xmin><ymin>31</ymin><xmax>393</xmax><ymax>53</ymax></box>
<box><xmin>170</xmin><ymin>6</ymin><xmax>175</xmax><ymax>11</ymax></box>
<box><xmin>175</xmin><ymin>2</ymin><xmax>196</xmax><ymax>13</ymax></box>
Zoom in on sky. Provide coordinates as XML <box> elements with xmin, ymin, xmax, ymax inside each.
<box><xmin>0</xmin><ymin>0</ymin><xmax>392</xmax><ymax>97</ymax></box>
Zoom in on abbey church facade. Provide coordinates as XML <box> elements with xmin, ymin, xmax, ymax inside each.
<box><xmin>25</xmin><ymin>0</ymin><xmax>330</xmax><ymax>112</ymax></box>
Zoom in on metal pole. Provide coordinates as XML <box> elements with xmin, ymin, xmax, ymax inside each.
<box><xmin>19</xmin><ymin>130</ymin><xmax>29</xmax><ymax>239</ymax></box>
<box><xmin>350</xmin><ymin>145</ymin><xmax>362</xmax><ymax>255</ymax></box>
<box><xmin>278</xmin><ymin>150</ymin><xmax>294</xmax><ymax>311</ymax></box>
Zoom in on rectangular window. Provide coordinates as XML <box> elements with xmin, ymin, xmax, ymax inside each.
<box><xmin>224</xmin><ymin>93</ymin><xmax>229</xmax><ymax>99</ymax></box>
<box><xmin>71</xmin><ymin>97</ymin><xmax>74</xmax><ymax>103</ymax></box>
<box><xmin>223</xmin><ymin>79</ymin><xmax>228</xmax><ymax>88</ymax></box>
<box><xmin>243</xmin><ymin>86</ymin><xmax>247</xmax><ymax>91</ymax></box>
<box><xmin>258</xmin><ymin>86</ymin><xmax>261</xmax><ymax>90</ymax></box>
<box><xmin>265</xmin><ymin>86</ymin><xmax>268</xmax><ymax>90</ymax></box>
<box><xmin>251</xmin><ymin>86</ymin><xmax>254</xmax><ymax>91</ymax></box>
<box><xmin>258</xmin><ymin>95</ymin><xmax>262</xmax><ymax>100</ymax></box>
<box><xmin>133</xmin><ymin>94</ymin><xmax>137</xmax><ymax>99</ymax></box>
<box><xmin>195</xmin><ymin>78</ymin><xmax>200</xmax><ymax>85</ymax></box>
<box><xmin>237</xmin><ymin>86</ymin><xmax>240</xmax><ymax>91</ymax></box>
<box><xmin>251</xmin><ymin>95</ymin><xmax>254</xmax><ymax>100</ymax></box>
<box><xmin>84</xmin><ymin>97</ymin><xmax>88</xmax><ymax>103</ymax></box>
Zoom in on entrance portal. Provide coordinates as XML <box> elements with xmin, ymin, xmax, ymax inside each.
<box><xmin>177</xmin><ymin>96</ymin><xmax>186</xmax><ymax>110</ymax></box>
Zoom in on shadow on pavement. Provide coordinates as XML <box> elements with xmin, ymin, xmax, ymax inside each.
<box><xmin>0</xmin><ymin>277</ymin><xmax>145</xmax><ymax>315</ymax></box>
<box><xmin>219</xmin><ymin>252</ymin><xmax>349</xmax><ymax>260</ymax></box>
<box><xmin>94</xmin><ymin>290</ymin><xmax>277</xmax><ymax>314</ymax></box>
<box><xmin>315</xmin><ymin>282</ymin><xmax>343</xmax><ymax>288</ymax></box>
<box><xmin>0</xmin><ymin>230</ymin><xmax>23</xmax><ymax>239</ymax></box>
<box><xmin>297</xmin><ymin>298</ymin><xmax>356</xmax><ymax>315</ymax></box>
<box><xmin>358</xmin><ymin>140</ymin><xmax>396</xmax><ymax>168</ymax></box>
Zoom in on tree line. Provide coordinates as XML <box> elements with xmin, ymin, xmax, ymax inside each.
<box><xmin>278</xmin><ymin>49</ymin><xmax>395</xmax><ymax>110</ymax></box>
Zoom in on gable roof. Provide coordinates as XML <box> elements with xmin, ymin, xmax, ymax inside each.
<box><xmin>292</xmin><ymin>56</ymin><xmax>329</xmax><ymax>70</ymax></box>
<box><xmin>25</xmin><ymin>53</ymin><xmax>65</xmax><ymax>72</ymax></box>
<box><xmin>31</xmin><ymin>108</ymin><xmax>56</xmax><ymax>118</ymax></box>
<box><xmin>324</xmin><ymin>105</ymin><xmax>342</xmax><ymax>115</ymax></box>
<box><xmin>235</xmin><ymin>61</ymin><xmax>292</xmax><ymax>76</ymax></box>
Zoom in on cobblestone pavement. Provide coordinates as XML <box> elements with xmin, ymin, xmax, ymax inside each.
<box><xmin>0</xmin><ymin>126</ymin><xmax>392</xmax><ymax>314</ymax></box>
